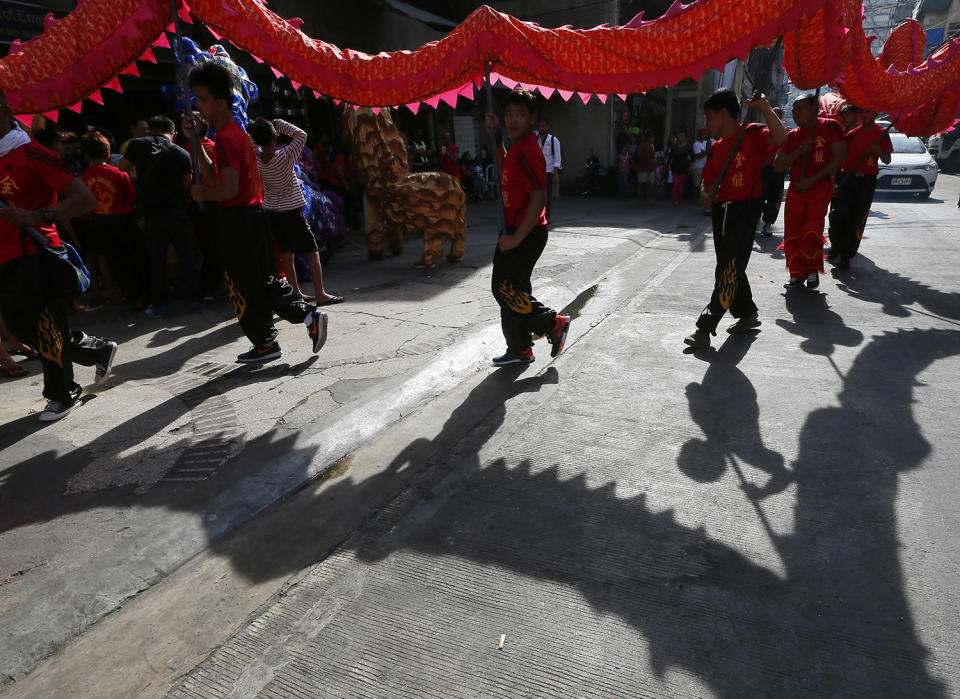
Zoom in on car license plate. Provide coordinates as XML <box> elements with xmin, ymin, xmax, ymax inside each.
<box><xmin>891</xmin><ymin>177</ymin><xmax>911</xmax><ymax>185</ymax></box>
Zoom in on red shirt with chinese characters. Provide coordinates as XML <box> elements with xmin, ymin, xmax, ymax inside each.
<box><xmin>214</xmin><ymin>120</ymin><xmax>263</xmax><ymax>208</ymax></box>
<box><xmin>784</xmin><ymin>117</ymin><xmax>845</xmax><ymax>186</ymax></box>
<box><xmin>843</xmin><ymin>124</ymin><xmax>893</xmax><ymax>176</ymax></box>
<box><xmin>500</xmin><ymin>132</ymin><xmax>548</xmax><ymax>229</ymax></box>
<box><xmin>701</xmin><ymin>123</ymin><xmax>771</xmax><ymax>203</ymax></box>
<box><xmin>0</xmin><ymin>141</ymin><xmax>74</xmax><ymax>263</ymax></box>
<box><xmin>82</xmin><ymin>163</ymin><xmax>136</xmax><ymax>215</ymax></box>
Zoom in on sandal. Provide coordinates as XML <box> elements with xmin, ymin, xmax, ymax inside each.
<box><xmin>2</xmin><ymin>365</ymin><xmax>28</xmax><ymax>378</ymax></box>
<box><xmin>316</xmin><ymin>295</ymin><xmax>344</xmax><ymax>306</ymax></box>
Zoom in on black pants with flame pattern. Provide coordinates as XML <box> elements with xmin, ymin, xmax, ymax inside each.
<box><xmin>218</xmin><ymin>206</ymin><xmax>312</xmax><ymax>349</ymax></box>
<box><xmin>0</xmin><ymin>253</ymin><xmax>111</xmax><ymax>403</ymax></box>
<box><xmin>696</xmin><ymin>200</ymin><xmax>763</xmax><ymax>335</ymax></box>
<box><xmin>491</xmin><ymin>225</ymin><xmax>558</xmax><ymax>354</ymax></box>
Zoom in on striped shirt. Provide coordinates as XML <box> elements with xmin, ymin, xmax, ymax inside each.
<box><xmin>256</xmin><ymin>119</ymin><xmax>307</xmax><ymax>212</ymax></box>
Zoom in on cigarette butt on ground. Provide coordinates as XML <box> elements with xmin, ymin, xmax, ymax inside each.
<box><xmin>498</xmin><ymin>634</ymin><xmax>506</xmax><ymax>649</ymax></box>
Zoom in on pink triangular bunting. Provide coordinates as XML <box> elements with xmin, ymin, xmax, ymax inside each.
<box><xmin>406</xmin><ymin>102</ymin><xmax>421</xmax><ymax>114</ymax></box>
<box><xmin>153</xmin><ymin>32</ymin><xmax>170</xmax><ymax>49</ymax></box>
<box><xmin>42</xmin><ymin>111</ymin><xmax>58</xmax><ymax>122</ymax></box>
<box><xmin>270</xmin><ymin>66</ymin><xmax>282</xmax><ymax>79</ymax></box>
<box><xmin>577</xmin><ymin>92</ymin><xmax>592</xmax><ymax>104</ymax></box>
<box><xmin>557</xmin><ymin>89</ymin><xmax>574</xmax><ymax>101</ymax></box>
<box><xmin>438</xmin><ymin>89</ymin><xmax>459</xmax><ymax>108</ymax></box>
<box><xmin>89</xmin><ymin>91</ymin><xmax>104</xmax><ymax>105</ymax></box>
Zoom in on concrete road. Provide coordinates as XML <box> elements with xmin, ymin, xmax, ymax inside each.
<box><xmin>1</xmin><ymin>193</ymin><xmax>699</xmax><ymax>688</ymax></box>
<box><xmin>4</xmin><ymin>177</ymin><xmax>960</xmax><ymax>696</ymax></box>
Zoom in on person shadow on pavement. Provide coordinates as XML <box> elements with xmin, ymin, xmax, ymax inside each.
<box><xmin>679</xmin><ymin>333</ymin><xmax>791</xmax><ymax>499</ymax></box>
<box><xmin>330</xmin><ymin>328</ymin><xmax>957</xmax><ymax>696</ymax></box>
<box><xmin>776</xmin><ymin>288</ymin><xmax>864</xmax><ymax>359</ymax></box>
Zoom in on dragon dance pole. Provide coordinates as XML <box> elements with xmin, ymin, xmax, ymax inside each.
<box><xmin>800</xmin><ymin>85</ymin><xmax>822</xmax><ymax>179</ymax></box>
<box><xmin>484</xmin><ymin>62</ymin><xmax>509</xmax><ymax>237</ymax></box>
<box><xmin>170</xmin><ymin>0</ymin><xmax>202</xmax><ymax>181</ymax></box>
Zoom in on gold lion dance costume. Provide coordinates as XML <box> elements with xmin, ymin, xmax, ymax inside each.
<box><xmin>343</xmin><ymin>108</ymin><xmax>466</xmax><ymax>269</ymax></box>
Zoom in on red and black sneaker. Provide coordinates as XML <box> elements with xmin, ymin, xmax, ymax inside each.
<box><xmin>547</xmin><ymin>314</ymin><xmax>571</xmax><ymax>358</ymax></box>
<box><xmin>492</xmin><ymin>347</ymin><xmax>534</xmax><ymax>366</ymax></box>
<box><xmin>237</xmin><ymin>342</ymin><xmax>282</xmax><ymax>363</ymax></box>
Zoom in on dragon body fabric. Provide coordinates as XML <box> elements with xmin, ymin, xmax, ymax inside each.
<box><xmin>345</xmin><ymin>108</ymin><xmax>467</xmax><ymax>267</ymax></box>
<box><xmin>0</xmin><ymin>0</ymin><xmax>958</xmax><ymax>136</ymax></box>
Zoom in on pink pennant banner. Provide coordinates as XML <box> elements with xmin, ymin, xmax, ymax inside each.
<box><xmin>42</xmin><ymin>111</ymin><xmax>59</xmax><ymax>122</ymax></box>
<box><xmin>153</xmin><ymin>32</ymin><xmax>170</xmax><ymax>48</ymax></box>
<box><xmin>270</xmin><ymin>66</ymin><xmax>282</xmax><ymax>78</ymax></box>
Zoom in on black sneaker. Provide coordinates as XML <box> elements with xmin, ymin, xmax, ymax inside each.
<box><xmin>836</xmin><ymin>256</ymin><xmax>850</xmax><ymax>270</ymax></box>
<box><xmin>237</xmin><ymin>342</ymin><xmax>282</xmax><ymax>363</ymax></box>
<box><xmin>38</xmin><ymin>397</ymin><xmax>81</xmax><ymax>422</ymax></box>
<box><xmin>727</xmin><ymin>314</ymin><xmax>761</xmax><ymax>334</ymax></box>
<box><xmin>307</xmin><ymin>309</ymin><xmax>328</xmax><ymax>353</ymax></box>
<box><xmin>806</xmin><ymin>273</ymin><xmax>820</xmax><ymax>289</ymax></box>
<box><xmin>784</xmin><ymin>277</ymin><xmax>804</xmax><ymax>289</ymax></box>
<box><xmin>94</xmin><ymin>341</ymin><xmax>118</xmax><ymax>385</ymax></box>
<box><xmin>492</xmin><ymin>348</ymin><xmax>534</xmax><ymax>366</ymax></box>
<box><xmin>547</xmin><ymin>314</ymin><xmax>571</xmax><ymax>358</ymax></box>
<box><xmin>683</xmin><ymin>328</ymin><xmax>711</xmax><ymax>349</ymax></box>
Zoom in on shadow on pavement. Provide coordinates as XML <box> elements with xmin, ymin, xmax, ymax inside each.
<box><xmin>0</xmin><ymin>357</ymin><xmax>318</xmax><ymax>538</ymax></box>
<box><xmin>831</xmin><ymin>255</ymin><xmax>960</xmax><ymax>321</ymax></box>
<box><xmin>207</xmin><ymin>365</ymin><xmax>561</xmax><ymax>585</ymax></box>
<box><xmin>776</xmin><ymin>289</ymin><xmax>865</xmax><ymax>359</ymax></box>
<box><xmin>679</xmin><ymin>334</ymin><xmax>791</xmax><ymax>499</ymax></box>
<box><xmin>341</xmin><ymin>327</ymin><xmax>957</xmax><ymax>695</ymax></box>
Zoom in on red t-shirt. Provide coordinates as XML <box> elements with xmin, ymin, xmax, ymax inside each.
<box><xmin>843</xmin><ymin>124</ymin><xmax>893</xmax><ymax>176</ymax></box>
<box><xmin>214</xmin><ymin>120</ymin><xmax>263</xmax><ymax>208</ymax></box>
<box><xmin>441</xmin><ymin>144</ymin><xmax>460</xmax><ymax>178</ymax></box>
<box><xmin>82</xmin><ymin>163</ymin><xmax>136</xmax><ymax>215</ymax></box>
<box><xmin>701</xmin><ymin>123</ymin><xmax>771</xmax><ymax>203</ymax></box>
<box><xmin>0</xmin><ymin>142</ymin><xmax>74</xmax><ymax>263</ymax></box>
<box><xmin>500</xmin><ymin>132</ymin><xmax>548</xmax><ymax>229</ymax></box>
<box><xmin>784</xmin><ymin>118</ymin><xmax>845</xmax><ymax>186</ymax></box>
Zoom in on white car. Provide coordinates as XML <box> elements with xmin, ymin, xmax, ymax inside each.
<box><xmin>876</xmin><ymin>133</ymin><xmax>939</xmax><ymax>199</ymax></box>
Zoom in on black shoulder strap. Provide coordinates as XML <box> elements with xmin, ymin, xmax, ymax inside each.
<box><xmin>710</xmin><ymin>126</ymin><xmax>747</xmax><ymax>200</ymax></box>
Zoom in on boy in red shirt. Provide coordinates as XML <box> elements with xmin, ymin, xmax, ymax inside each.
<box><xmin>82</xmin><ymin>133</ymin><xmax>146</xmax><ymax>305</ymax></box>
<box><xmin>0</xmin><ymin>89</ymin><xmax>118</xmax><ymax>421</ymax></box>
<box><xmin>774</xmin><ymin>95</ymin><xmax>847</xmax><ymax>289</ymax></box>
<box><xmin>826</xmin><ymin>107</ymin><xmax>892</xmax><ymax>269</ymax></box>
<box><xmin>187</xmin><ymin>63</ymin><xmax>327</xmax><ymax>362</ymax></box>
<box><xmin>684</xmin><ymin>88</ymin><xmax>788</xmax><ymax>349</ymax></box>
<box><xmin>484</xmin><ymin>88</ymin><xmax>570</xmax><ymax>366</ymax></box>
